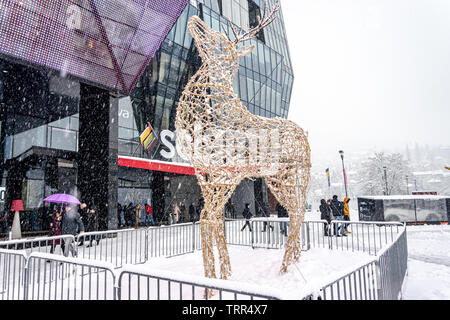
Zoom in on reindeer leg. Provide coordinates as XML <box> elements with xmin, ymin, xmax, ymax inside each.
<box><xmin>280</xmin><ymin>194</ymin><xmax>306</xmax><ymax>273</ymax></box>
<box><xmin>267</xmin><ymin>175</ymin><xmax>308</xmax><ymax>274</ymax></box>
<box><xmin>213</xmin><ymin>213</ymin><xmax>232</xmax><ymax>280</ymax></box>
<box><xmin>199</xmin><ymin>181</ymin><xmax>237</xmax><ymax>298</ymax></box>
<box><xmin>200</xmin><ymin>215</ymin><xmax>216</xmax><ymax>279</ymax></box>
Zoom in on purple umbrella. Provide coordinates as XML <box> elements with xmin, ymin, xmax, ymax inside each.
<box><xmin>44</xmin><ymin>194</ymin><xmax>81</xmax><ymax>205</ymax></box>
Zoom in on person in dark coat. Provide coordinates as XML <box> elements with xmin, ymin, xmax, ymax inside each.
<box><xmin>196</xmin><ymin>199</ymin><xmax>204</xmax><ymax>221</ymax></box>
<box><xmin>123</xmin><ymin>202</ymin><xmax>132</xmax><ymax>227</ymax></box>
<box><xmin>261</xmin><ymin>202</ymin><xmax>274</xmax><ymax>232</ymax></box>
<box><xmin>189</xmin><ymin>202</ymin><xmax>196</xmax><ymax>222</ymax></box>
<box><xmin>240</xmin><ymin>203</ymin><xmax>253</xmax><ymax>231</ymax></box>
<box><xmin>319</xmin><ymin>199</ymin><xmax>332</xmax><ymax>236</ymax></box>
<box><xmin>117</xmin><ymin>203</ymin><xmax>124</xmax><ymax>228</ymax></box>
<box><xmin>0</xmin><ymin>211</ymin><xmax>8</xmax><ymax>239</ymax></box>
<box><xmin>179</xmin><ymin>202</ymin><xmax>186</xmax><ymax>223</ymax></box>
<box><xmin>78</xmin><ymin>203</ymin><xmax>88</xmax><ymax>223</ymax></box>
<box><xmin>276</xmin><ymin>203</ymin><xmax>288</xmax><ymax>235</ymax></box>
<box><xmin>49</xmin><ymin>210</ymin><xmax>63</xmax><ymax>255</ymax></box>
<box><xmin>330</xmin><ymin>195</ymin><xmax>345</xmax><ymax>237</ymax></box>
<box><xmin>86</xmin><ymin>204</ymin><xmax>100</xmax><ymax>247</ymax></box>
<box><xmin>61</xmin><ymin>205</ymin><xmax>84</xmax><ymax>257</ymax></box>
<box><xmin>77</xmin><ymin>203</ymin><xmax>88</xmax><ymax>245</ymax></box>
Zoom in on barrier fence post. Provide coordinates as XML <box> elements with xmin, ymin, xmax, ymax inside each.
<box><xmin>251</xmin><ymin>221</ymin><xmax>255</xmax><ymax>249</ymax></box>
<box><xmin>23</xmin><ymin>259</ymin><xmax>29</xmax><ymax>300</ymax></box>
<box><xmin>145</xmin><ymin>228</ymin><xmax>149</xmax><ymax>262</ymax></box>
<box><xmin>192</xmin><ymin>222</ymin><xmax>195</xmax><ymax>252</ymax></box>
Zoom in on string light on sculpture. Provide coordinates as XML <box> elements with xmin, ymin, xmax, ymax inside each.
<box><xmin>175</xmin><ymin>0</ymin><xmax>311</xmax><ymax>291</ymax></box>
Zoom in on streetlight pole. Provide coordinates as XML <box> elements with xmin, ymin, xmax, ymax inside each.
<box><xmin>406</xmin><ymin>175</ymin><xmax>409</xmax><ymax>195</ymax></box>
<box><xmin>383</xmin><ymin>166</ymin><xmax>388</xmax><ymax>195</ymax></box>
<box><xmin>339</xmin><ymin>150</ymin><xmax>348</xmax><ymax>198</ymax></box>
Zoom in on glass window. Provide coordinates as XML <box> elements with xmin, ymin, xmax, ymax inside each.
<box><xmin>239</xmin><ymin>75</ymin><xmax>247</xmax><ymax>100</ymax></box>
<box><xmin>50</xmin><ymin>127</ymin><xmax>76</xmax><ymax>151</ymax></box>
<box><xmin>49</xmin><ymin>117</ymin><xmax>70</xmax><ymax>129</ymax></box>
<box><xmin>119</xmin><ymin>127</ymin><xmax>135</xmax><ymax>140</ymax></box>
<box><xmin>174</xmin><ymin>9</ymin><xmax>188</xmax><ymax>46</ymax></box>
<box><xmin>232</xmin><ymin>75</ymin><xmax>239</xmax><ymax>96</ymax></box>
<box><xmin>247</xmin><ymin>78</ymin><xmax>254</xmax><ymax>101</ymax></box>
<box><xmin>69</xmin><ymin>115</ymin><xmax>79</xmax><ymax>131</ymax></box>
<box><xmin>118</xmin><ymin>97</ymin><xmax>135</xmax><ymax>129</ymax></box>
<box><xmin>258</xmin><ymin>42</ymin><xmax>265</xmax><ymax>75</ymax></box>
<box><xmin>211</xmin><ymin>16</ymin><xmax>220</xmax><ymax>32</ymax></box>
<box><xmin>158</xmin><ymin>52</ymin><xmax>170</xmax><ymax>83</ymax></box>
<box><xmin>12</xmin><ymin>125</ymin><xmax>46</xmax><ymax>157</ymax></box>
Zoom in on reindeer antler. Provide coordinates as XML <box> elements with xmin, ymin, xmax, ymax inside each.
<box><xmin>224</xmin><ymin>0</ymin><xmax>280</xmax><ymax>44</ymax></box>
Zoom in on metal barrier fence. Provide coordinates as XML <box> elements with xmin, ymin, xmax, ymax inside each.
<box><xmin>0</xmin><ymin>249</ymin><xmax>27</xmax><ymax>300</ymax></box>
<box><xmin>327</xmin><ymin>221</ymin><xmax>404</xmax><ymax>255</ymax></box>
<box><xmin>116</xmin><ymin>265</ymin><xmax>283</xmax><ymax>300</ymax></box>
<box><xmin>376</xmin><ymin>228</ymin><xmax>408</xmax><ymax>300</ymax></box>
<box><xmin>0</xmin><ymin>235</ymin><xmax>76</xmax><ymax>255</ymax></box>
<box><xmin>76</xmin><ymin>228</ymin><xmax>147</xmax><ymax>267</ymax></box>
<box><xmin>0</xmin><ymin>220</ymin><xmax>404</xmax><ymax>263</ymax></box>
<box><xmin>311</xmin><ymin>223</ymin><xmax>408</xmax><ymax>300</ymax></box>
<box><xmin>0</xmin><ymin>219</ymin><xmax>408</xmax><ymax>300</ymax></box>
<box><xmin>0</xmin><ymin>251</ymin><xmax>282</xmax><ymax>300</ymax></box>
<box><xmin>147</xmin><ymin>222</ymin><xmax>201</xmax><ymax>258</ymax></box>
<box><xmin>225</xmin><ymin>218</ymin><xmax>310</xmax><ymax>251</ymax></box>
<box><xmin>24</xmin><ymin>252</ymin><xmax>117</xmax><ymax>300</ymax></box>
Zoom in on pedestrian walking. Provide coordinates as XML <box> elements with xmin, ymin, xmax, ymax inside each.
<box><xmin>261</xmin><ymin>202</ymin><xmax>274</xmax><ymax>232</ymax></box>
<box><xmin>240</xmin><ymin>203</ymin><xmax>253</xmax><ymax>231</ymax></box>
<box><xmin>0</xmin><ymin>211</ymin><xmax>8</xmax><ymax>240</ymax></box>
<box><xmin>118</xmin><ymin>203</ymin><xmax>124</xmax><ymax>228</ymax></box>
<box><xmin>79</xmin><ymin>203</ymin><xmax>88</xmax><ymax>223</ymax></box>
<box><xmin>231</xmin><ymin>202</ymin><xmax>236</xmax><ymax>219</ymax></box>
<box><xmin>49</xmin><ymin>210</ymin><xmax>63</xmax><ymax>255</ymax></box>
<box><xmin>327</xmin><ymin>199</ymin><xmax>334</xmax><ymax>235</ymax></box>
<box><xmin>125</xmin><ymin>202</ymin><xmax>133</xmax><ymax>227</ymax></box>
<box><xmin>319</xmin><ymin>199</ymin><xmax>332</xmax><ymax>236</ymax></box>
<box><xmin>77</xmin><ymin>203</ymin><xmax>88</xmax><ymax>245</ymax></box>
<box><xmin>196</xmin><ymin>199</ymin><xmax>204</xmax><ymax>221</ymax></box>
<box><xmin>173</xmin><ymin>203</ymin><xmax>180</xmax><ymax>224</ymax></box>
<box><xmin>61</xmin><ymin>205</ymin><xmax>84</xmax><ymax>257</ymax></box>
<box><xmin>343</xmin><ymin>197</ymin><xmax>351</xmax><ymax>234</ymax></box>
<box><xmin>330</xmin><ymin>195</ymin><xmax>346</xmax><ymax>236</ymax></box>
<box><xmin>179</xmin><ymin>202</ymin><xmax>187</xmax><ymax>223</ymax></box>
<box><xmin>134</xmin><ymin>204</ymin><xmax>142</xmax><ymax>229</ymax></box>
<box><xmin>276</xmin><ymin>203</ymin><xmax>288</xmax><ymax>235</ymax></box>
<box><xmin>189</xmin><ymin>202</ymin><xmax>196</xmax><ymax>222</ymax></box>
<box><xmin>145</xmin><ymin>203</ymin><xmax>155</xmax><ymax>226</ymax></box>
<box><xmin>86</xmin><ymin>204</ymin><xmax>100</xmax><ymax>247</ymax></box>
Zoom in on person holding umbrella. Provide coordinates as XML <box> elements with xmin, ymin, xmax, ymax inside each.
<box><xmin>61</xmin><ymin>204</ymin><xmax>84</xmax><ymax>257</ymax></box>
<box><xmin>44</xmin><ymin>194</ymin><xmax>84</xmax><ymax>257</ymax></box>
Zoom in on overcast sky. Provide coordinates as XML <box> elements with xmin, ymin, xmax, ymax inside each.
<box><xmin>280</xmin><ymin>0</ymin><xmax>450</xmax><ymax>158</ymax></box>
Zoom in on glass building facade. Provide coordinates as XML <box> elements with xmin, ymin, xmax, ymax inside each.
<box><xmin>0</xmin><ymin>0</ymin><xmax>294</xmax><ymax>235</ymax></box>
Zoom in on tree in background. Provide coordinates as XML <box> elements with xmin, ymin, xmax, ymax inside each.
<box><xmin>357</xmin><ymin>152</ymin><xmax>411</xmax><ymax>196</ymax></box>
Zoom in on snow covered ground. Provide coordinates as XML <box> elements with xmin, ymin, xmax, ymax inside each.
<box><xmin>143</xmin><ymin>245</ymin><xmax>372</xmax><ymax>299</ymax></box>
<box><xmin>1</xmin><ymin>212</ymin><xmax>449</xmax><ymax>300</ymax></box>
<box><xmin>402</xmin><ymin>225</ymin><xmax>450</xmax><ymax>299</ymax></box>
<box><xmin>306</xmin><ymin>209</ymin><xmax>450</xmax><ymax>299</ymax></box>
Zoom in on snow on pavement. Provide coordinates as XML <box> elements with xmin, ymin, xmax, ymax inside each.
<box><xmin>403</xmin><ymin>224</ymin><xmax>450</xmax><ymax>300</ymax></box>
<box><xmin>143</xmin><ymin>245</ymin><xmax>372</xmax><ymax>299</ymax></box>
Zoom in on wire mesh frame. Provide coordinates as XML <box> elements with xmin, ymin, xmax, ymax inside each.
<box><xmin>175</xmin><ymin>0</ymin><xmax>311</xmax><ymax>281</ymax></box>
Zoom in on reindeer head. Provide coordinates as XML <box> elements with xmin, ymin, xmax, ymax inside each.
<box><xmin>187</xmin><ymin>0</ymin><xmax>280</xmax><ymax>81</ymax></box>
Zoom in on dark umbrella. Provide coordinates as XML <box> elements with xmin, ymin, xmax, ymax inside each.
<box><xmin>44</xmin><ymin>194</ymin><xmax>81</xmax><ymax>205</ymax></box>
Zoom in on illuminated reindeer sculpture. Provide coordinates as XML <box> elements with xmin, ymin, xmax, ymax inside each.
<box><xmin>176</xmin><ymin>0</ymin><xmax>310</xmax><ymax>280</ymax></box>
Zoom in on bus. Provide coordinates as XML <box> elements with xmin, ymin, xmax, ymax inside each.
<box><xmin>358</xmin><ymin>195</ymin><xmax>450</xmax><ymax>224</ymax></box>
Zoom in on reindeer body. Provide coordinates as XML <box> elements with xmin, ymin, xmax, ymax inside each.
<box><xmin>176</xmin><ymin>11</ymin><xmax>310</xmax><ymax>281</ymax></box>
